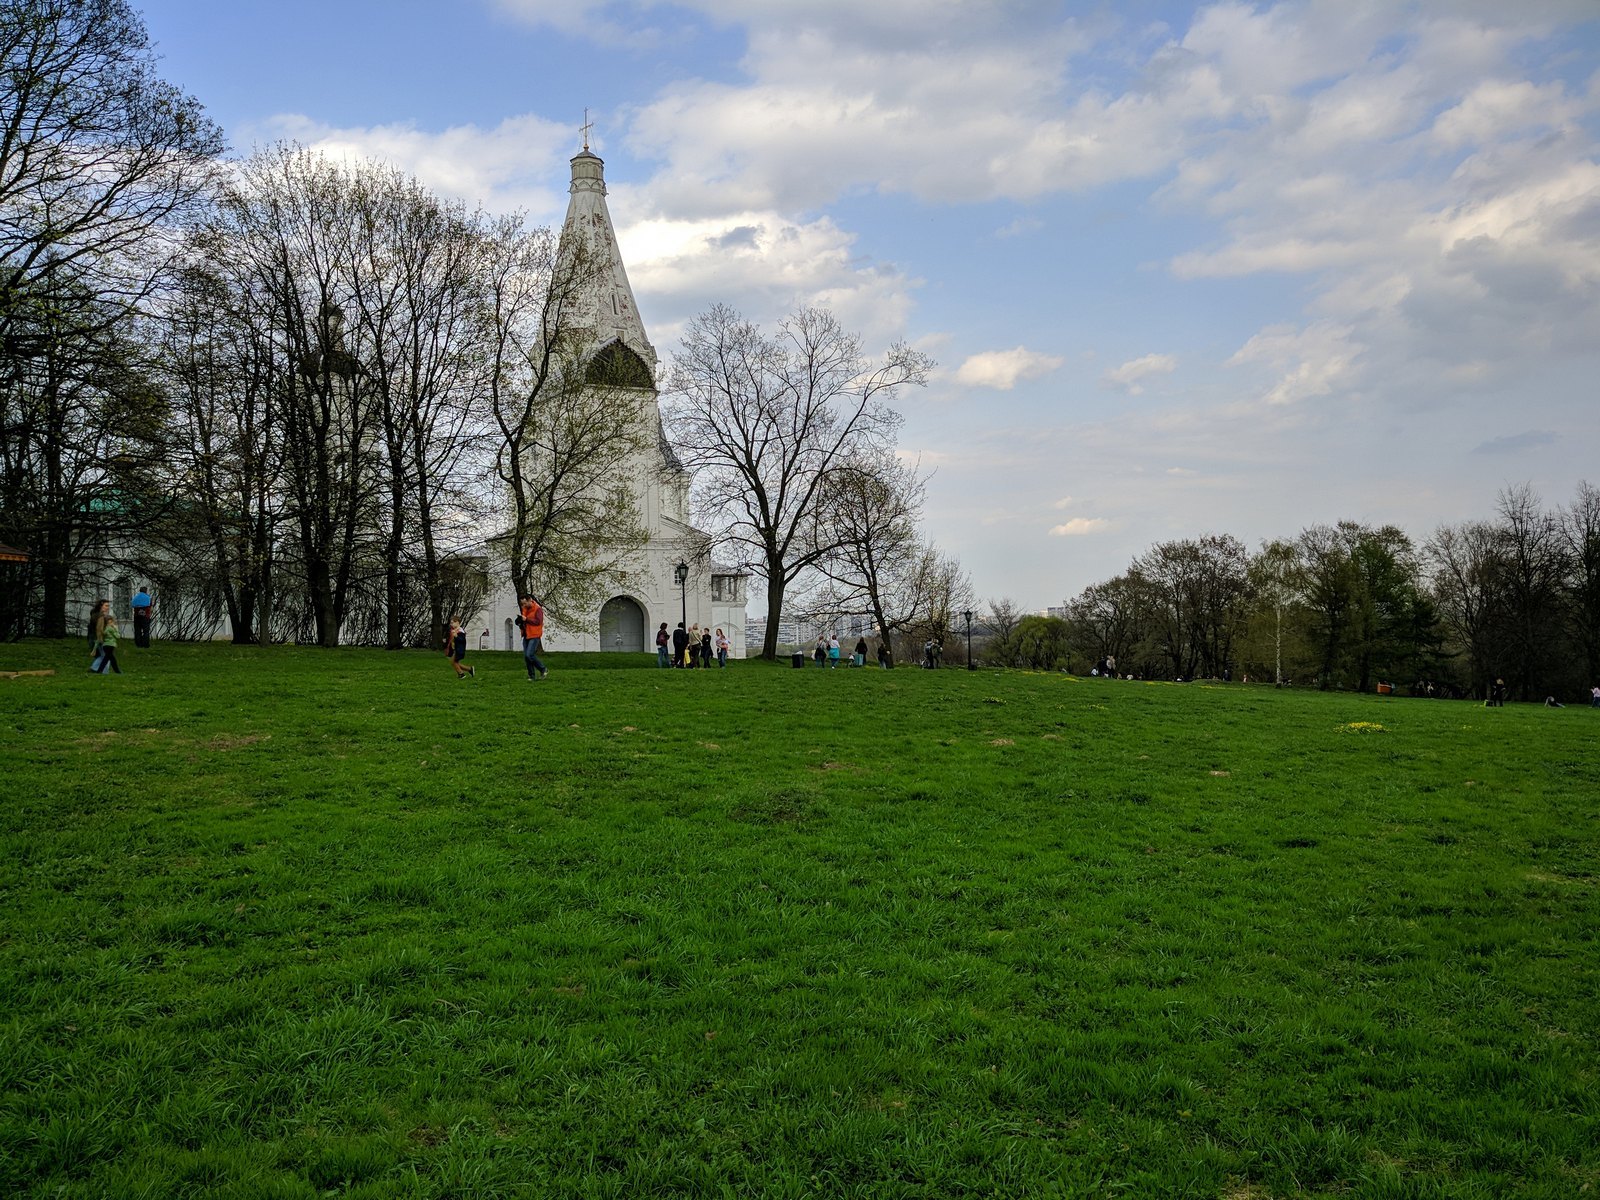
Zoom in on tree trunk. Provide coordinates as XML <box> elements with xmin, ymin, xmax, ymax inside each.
<box><xmin>761</xmin><ymin>565</ymin><xmax>785</xmax><ymax>660</ymax></box>
<box><xmin>39</xmin><ymin>548</ymin><xmax>70</xmax><ymax>639</ymax></box>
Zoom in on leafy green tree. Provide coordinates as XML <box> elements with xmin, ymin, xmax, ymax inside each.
<box><xmin>1244</xmin><ymin>538</ymin><xmax>1311</xmax><ymax>685</ymax></box>
<box><xmin>1009</xmin><ymin>614</ymin><xmax>1071</xmax><ymax>670</ymax></box>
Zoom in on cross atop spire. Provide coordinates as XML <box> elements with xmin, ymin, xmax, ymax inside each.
<box><xmin>580</xmin><ymin>108</ymin><xmax>594</xmax><ymax>151</ymax></box>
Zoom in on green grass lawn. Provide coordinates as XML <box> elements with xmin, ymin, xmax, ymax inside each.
<box><xmin>1</xmin><ymin>640</ymin><xmax>1595</xmax><ymax>1199</ymax></box>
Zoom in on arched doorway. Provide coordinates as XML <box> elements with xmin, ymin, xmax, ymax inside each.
<box><xmin>598</xmin><ymin>595</ymin><xmax>646</xmax><ymax>652</ymax></box>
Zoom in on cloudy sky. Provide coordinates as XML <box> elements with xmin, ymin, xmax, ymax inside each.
<box><xmin>137</xmin><ymin>0</ymin><xmax>1600</xmax><ymax>609</ymax></box>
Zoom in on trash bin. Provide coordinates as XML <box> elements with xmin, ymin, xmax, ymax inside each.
<box><xmin>791</xmin><ymin>651</ymin><xmax>805</xmax><ymax>669</ymax></box>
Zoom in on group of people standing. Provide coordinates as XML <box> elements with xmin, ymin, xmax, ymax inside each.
<box><xmin>814</xmin><ymin>635</ymin><xmax>890</xmax><ymax>669</ymax></box>
<box><xmin>84</xmin><ymin>587</ymin><xmax>155</xmax><ymax>675</ymax></box>
<box><xmin>659</xmin><ymin>621</ymin><xmax>729</xmax><ymax>668</ymax></box>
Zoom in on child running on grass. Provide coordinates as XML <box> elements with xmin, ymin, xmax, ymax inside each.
<box><xmin>446</xmin><ymin>617</ymin><xmax>475</xmax><ymax>680</ymax></box>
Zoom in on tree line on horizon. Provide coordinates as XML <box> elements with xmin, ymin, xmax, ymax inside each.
<box><xmin>0</xmin><ymin>1</ymin><xmax>954</xmax><ymax>654</ymax></box>
<box><xmin>980</xmin><ymin>482</ymin><xmax>1600</xmax><ymax>702</ymax></box>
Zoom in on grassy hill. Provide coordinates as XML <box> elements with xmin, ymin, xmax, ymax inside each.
<box><xmin>1</xmin><ymin>641</ymin><xmax>1595</xmax><ymax>1198</ymax></box>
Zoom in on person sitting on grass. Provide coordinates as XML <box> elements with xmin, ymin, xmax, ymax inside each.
<box><xmin>446</xmin><ymin>617</ymin><xmax>475</xmax><ymax>680</ymax></box>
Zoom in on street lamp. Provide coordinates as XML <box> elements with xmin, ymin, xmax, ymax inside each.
<box><xmin>963</xmin><ymin>609</ymin><xmax>974</xmax><ymax>671</ymax></box>
<box><xmin>674</xmin><ymin>560</ymin><xmax>689</xmax><ymax>631</ymax></box>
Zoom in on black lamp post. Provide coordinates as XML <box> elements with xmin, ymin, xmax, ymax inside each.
<box><xmin>963</xmin><ymin>609</ymin><xmax>973</xmax><ymax>671</ymax></box>
<box><xmin>674</xmin><ymin>560</ymin><xmax>689</xmax><ymax>630</ymax></box>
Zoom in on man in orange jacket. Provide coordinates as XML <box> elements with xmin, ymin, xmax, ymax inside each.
<box><xmin>518</xmin><ymin>594</ymin><xmax>549</xmax><ymax>680</ymax></box>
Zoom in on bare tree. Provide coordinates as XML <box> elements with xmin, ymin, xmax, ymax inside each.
<box><xmin>666</xmin><ymin>304</ymin><xmax>930</xmax><ymax>658</ymax></box>
<box><xmin>986</xmin><ymin>597</ymin><xmax>1024</xmax><ymax>645</ymax></box>
<box><xmin>210</xmin><ymin>147</ymin><xmax>384</xmax><ymax>647</ymax></box>
<box><xmin>899</xmin><ymin>547</ymin><xmax>974</xmax><ymax>663</ymax></box>
<box><xmin>154</xmin><ymin>261</ymin><xmax>283</xmax><ymax>643</ymax></box>
<box><xmin>0</xmin><ymin>271</ymin><xmax>167</xmax><ymax>633</ymax></box>
<box><xmin>1065</xmin><ymin>574</ymin><xmax>1151</xmax><ymax>675</ymax></box>
<box><xmin>1561</xmin><ymin>481</ymin><xmax>1600</xmax><ymax>689</ymax></box>
<box><xmin>1134</xmin><ymin>534</ymin><xmax>1250</xmax><ymax>679</ymax></box>
<box><xmin>0</xmin><ymin>0</ymin><xmax>222</xmax><ymax>348</ymax></box>
<box><xmin>345</xmin><ymin>166</ymin><xmax>487</xmax><ymax>648</ymax></box>
<box><xmin>1495</xmin><ymin>484</ymin><xmax>1569</xmax><ymax>699</ymax></box>
<box><xmin>814</xmin><ymin>448</ymin><xmax>927</xmax><ymax>640</ymax></box>
<box><xmin>0</xmin><ymin>0</ymin><xmax>222</xmax><ymax>634</ymax></box>
<box><xmin>1425</xmin><ymin>520</ymin><xmax>1507</xmax><ymax>696</ymax></box>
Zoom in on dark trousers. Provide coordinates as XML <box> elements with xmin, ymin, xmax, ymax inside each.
<box><xmin>96</xmin><ymin>647</ymin><xmax>121</xmax><ymax>674</ymax></box>
<box><xmin>523</xmin><ymin>637</ymin><xmax>546</xmax><ymax>676</ymax></box>
<box><xmin>133</xmin><ymin>612</ymin><xmax>151</xmax><ymax>647</ymax></box>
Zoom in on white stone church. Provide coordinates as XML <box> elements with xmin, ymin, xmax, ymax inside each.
<box><xmin>477</xmin><ymin>147</ymin><xmax>747</xmax><ymax>657</ymax></box>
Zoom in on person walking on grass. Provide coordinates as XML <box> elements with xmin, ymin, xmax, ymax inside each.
<box><xmin>94</xmin><ymin>612</ymin><xmax>123</xmax><ymax>675</ymax></box>
<box><xmin>814</xmin><ymin>636</ymin><xmax>827</xmax><ymax>667</ymax></box>
<box><xmin>715</xmin><ymin>627</ymin><xmax>730</xmax><ymax>668</ymax></box>
<box><xmin>828</xmin><ymin>635</ymin><xmax>841</xmax><ymax>668</ymax></box>
<box><xmin>519</xmin><ymin>594</ymin><xmax>548</xmax><ymax>680</ymax></box>
<box><xmin>130</xmin><ymin>585</ymin><xmax>154</xmax><ymax>648</ymax></box>
<box><xmin>86</xmin><ymin>598</ymin><xmax>110</xmax><ymax>673</ymax></box>
<box><xmin>446</xmin><ymin>616</ymin><xmax>475</xmax><ymax>680</ymax></box>
<box><xmin>656</xmin><ymin>622</ymin><xmax>671</xmax><ymax>668</ymax></box>
<box><xmin>672</xmin><ymin>621</ymin><xmax>689</xmax><ymax>667</ymax></box>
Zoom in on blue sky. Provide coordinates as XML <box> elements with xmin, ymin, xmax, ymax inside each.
<box><xmin>136</xmin><ymin>0</ymin><xmax>1600</xmax><ymax>609</ymax></box>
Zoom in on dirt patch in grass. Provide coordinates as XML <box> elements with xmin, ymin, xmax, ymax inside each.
<box><xmin>207</xmin><ymin>733</ymin><xmax>272</xmax><ymax>751</ymax></box>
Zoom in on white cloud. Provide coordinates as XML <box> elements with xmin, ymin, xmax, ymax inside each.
<box><xmin>1227</xmin><ymin>321</ymin><xmax>1361</xmax><ymax>407</ymax></box>
<box><xmin>1050</xmin><ymin>518</ymin><xmax>1112</xmax><ymax>537</ymax></box>
<box><xmin>996</xmin><ymin>216</ymin><xmax>1043</xmax><ymax>238</ymax></box>
<box><xmin>245</xmin><ymin>112</ymin><xmax>573</xmax><ymax>218</ymax></box>
<box><xmin>1431</xmin><ymin>79</ymin><xmax>1580</xmax><ymax>149</ymax></box>
<box><xmin>236</xmin><ymin>114</ymin><xmax>920</xmax><ymax>346</ymax></box>
<box><xmin>234</xmin><ymin>1</ymin><xmax>1599</xmax><ymax>613</ymax></box>
<box><xmin>955</xmin><ymin>346</ymin><xmax>1065</xmax><ymax>390</ymax></box>
<box><xmin>1102</xmin><ymin>353</ymin><xmax>1177</xmax><ymax>394</ymax></box>
<box><xmin>1052</xmin><ymin>495</ymin><xmax>1075</xmax><ymax>509</ymax></box>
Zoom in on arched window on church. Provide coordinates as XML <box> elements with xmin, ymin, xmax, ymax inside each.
<box><xmin>585</xmin><ymin>340</ymin><xmax>655</xmax><ymax>389</ymax></box>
